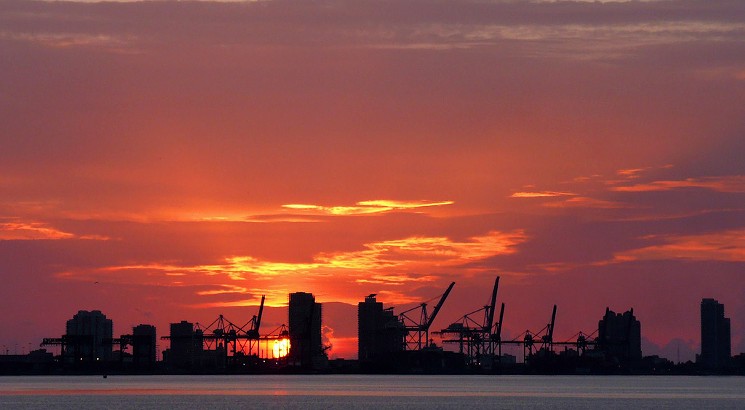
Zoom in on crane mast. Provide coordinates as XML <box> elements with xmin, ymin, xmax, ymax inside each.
<box><xmin>400</xmin><ymin>281</ymin><xmax>456</xmax><ymax>350</ymax></box>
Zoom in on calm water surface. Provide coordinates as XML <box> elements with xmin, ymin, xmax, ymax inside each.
<box><xmin>1</xmin><ymin>374</ymin><xmax>743</xmax><ymax>409</ymax></box>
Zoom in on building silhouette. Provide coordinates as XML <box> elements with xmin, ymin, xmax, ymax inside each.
<box><xmin>698</xmin><ymin>298</ymin><xmax>731</xmax><ymax>369</ymax></box>
<box><xmin>358</xmin><ymin>294</ymin><xmax>404</xmax><ymax>369</ymax></box>
<box><xmin>165</xmin><ymin>321</ymin><xmax>203</xmax><ymax>369</ymax></box>
<box><xmin>288</xmin><ymin>292</ymin><xmax>326</xmax><ymax>369</ymax></box>
<box><xmin>65</xmin><ymin>310</ymin><xmax>113</xmax><ymax>362</ymax></box>
<box><xmin>132</xmin><ymin>324</ymin><xmax>157</xmax><ymax>367</ymax></box>
<box><xmin>597</xmin><ymin>308</ymin><xmax>641</xmax><ymax>362</ymax></box>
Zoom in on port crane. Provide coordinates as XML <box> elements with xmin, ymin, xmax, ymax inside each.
<box><xmin>438</xmin><ymin>277</ymin><xmax>503</xmax><ymax>367</ymax></box>
<box><xmin>161</xmin><ymin>295</ymin><xmax>266</xmax><ymax>367</ymax></box>
<box><xmin>500</xmin><ymin>304</ymin><xmax>557</xmax><ymax>362</ymax></box>
<box><xmin>553</xmin><ymin>329</ymin><xmax>598</xmax><ymax>356</ymax></box>
<box><xmin>399</xmin><ymin>282</ymin><xmax>455</xmax><ymax>350</ymax></box>
<box><xmin>40</xmin><ymin>335</ymin><xmax>95</xmax><ymax>362</ymax></box>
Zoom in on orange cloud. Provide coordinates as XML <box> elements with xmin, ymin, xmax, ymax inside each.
<box><xmin>196</xmin><ymin>284</ymin><xmax>251</xmax><ymax>296</ymax></box>
<box><xmin>207</xmin><ymin>231</ymin><xmax>524</xmax><ymax>284</ymax></box>
<box><xmin>190</xmin><ymin>298</ymin><xmax>271</xmax><ymax>309</ymax></box>
<box><xmin>282</xmin><ymin>199</ymin><xmax>454</xmax><ymax>216</ymax></box>
<box><xmin>567</xmin><ymin>174</ymin><xmax>603</xmax><ymax>183</ymax></box>
<box><xmin>319</xmin><ymin>231</ymin><xmax>526</xmax><ymax>269</ymax></box>
<box><xmin>543</xmin><ymin>196</ymin><xmax>626</xmax><ymax>209</ymax></box>
<box><xmin>611</xmin><ymin>176</ymin><xmax>745</xmax><ymax>193</ymax></box>
<box><xmin>510</xmin><ymin>191</ymin><xmax>576</xmax><ymax>198</ymax></box>
<box><xmin>181</xmin><ymin>212</ymin><xmax>323</xmax><ymax>223</ymax></box>
<box><xmin>616</xmin><ymin>168</ymin><xmax>648</xmax><ymax>179</ymax></box>
<box><xmin>0</xmin><ymin>222</ymin><xmax>74</xmax><ymax>240</ymax></box>
<box><xmin>355</xmin><ymin>274</ymin><xmax>438</xmax><ymax>285</ymax></box>
<box><xmin>375</xmin><ymin>290</ymin><xmax>423</xmax><ymax>305</ymax></box>
<box><xmin>58</xmin><ymin>230</ymin><xmax>526</xmax><ymax>307</ymax></box>
<box><xmin>529</xmin><ymin>262</ymin><xmax>582</xmax><ymax>273</ymax></box>
<box><xmin>615</xmin><ymin>165</ymin><xmax>673</xmax><ymax>180</ymax></box>
<box><xmin>0</xmin><ymin>221</ymin><xmax>108</xmax><ymax>241</ymax></box>
<box><xmin>608</xmin><ymin>229</ymin><xmax>745</xmax><ymax>263</ymax></box>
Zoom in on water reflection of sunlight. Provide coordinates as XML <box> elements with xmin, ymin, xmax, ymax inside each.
<box><xmin>272</xmin><ymin>338</ymin><xmax>290</xmax><ymax>358</ymax></box>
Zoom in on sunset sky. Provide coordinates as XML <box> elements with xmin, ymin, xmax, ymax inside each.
<box><xmin>1</xmin><ymin>0</ymin><xmax>744</xmax><ymax>361</ymax></box>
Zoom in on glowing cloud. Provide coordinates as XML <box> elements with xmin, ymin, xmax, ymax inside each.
<box><xmin>282</xmin><ymin>199</ymin><xmax>454</xmax><ymax>216</ymax></box>
<box><xmin>609</xmin><ymin>229</ymin><xmax>745</xmax><ymax>263</ymax></box>
<box><xmin>0</xmin><ymin>222</ymin><xmax>74</xmax><ymax>240</ymax></box>
<box><xmin>615</xmin><ymin>165</ymin><xmax>673</xmax><ymax>180</ymax></box>
<box><xmin>543</xmin><ymin>196</ymin><xmax>625</xmax><ymax>209</ymax></box>
<box><xmin>58</xmin><ymin>230</ymin><xmax>526</xmax><ymax>307</ymax></box>
<box><xmin>196</xmin><ymin>284</ymin><xmax>250</xmax><ymax>296</ymax></box>
<box><xmin>510</xmin><ymin>191</ymin><xmax>576</xmax><ymax>198</ymax></box>
<box><xmin>207</xmin><ymin>231</ymin><xmax>524</xmax><ymax>285</ymax></box>
<box><xmin>319</xmin><ymin>231</ymin><xmax>526</xmax><ymax>271</ymax></box>
<box><xmin>357</xmin><ymin>200</ymin><xmax>454</xmax><ymax>209</ymax></box>
<box><xmin>612</xmin><ymin>176</ymin><xmax>745</xmax><ymax>193</ymax></box>
<box><xmin>617</xmin><ymin>168</ymin><xmax>648</xmax><ymax>179</ymax></box>
<box><xmin>0</xmin><ymin>221</ymin><xmax>107</xmax><ymax>241</ymax></box>
<box><xmin>355</xmin><ymin>274</ymin><xmax>438</xmax><ymax>285</ymax></box>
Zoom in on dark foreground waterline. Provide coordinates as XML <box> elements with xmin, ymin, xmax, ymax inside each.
<box><xmin>1</xmin><ymin>374</ymin><xmax>743</xmax><ymax>409</ymax></box>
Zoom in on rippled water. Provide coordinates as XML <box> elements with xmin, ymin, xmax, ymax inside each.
<box><xmin>1</xmin><ymin>374</ymin><xmax>743</xmax><ymax>409</ymax></box>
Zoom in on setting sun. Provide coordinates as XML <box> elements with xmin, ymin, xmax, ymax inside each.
<box><xmin>272</xmin><ymin>338</ymin><xmax>290</xmax><ymax>359</ymax></box>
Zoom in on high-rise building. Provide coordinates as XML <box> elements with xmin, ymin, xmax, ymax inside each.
<box><xmin>65</xmin><ymin>310</ymin><xmax>113</xmax><ymax>362</ymax></box>
<box><xmin>167</xmin><ymin>321</ymin><xmax>203</xmax><ymax>369</ymax></box>
<box><xmin>698</xmin><ymin>298</ymin><xmax>731</xmax><ymax>369</ymax></box>
<box><xmin>132</xmin><ymin>324</ymin><xmax>157</xmax><ymax>367</ymax></box>
<box><xmin>358</xmin><ymin>294</ymin><xmax>404</xmax><ymax>364</ymax></box>
<box><xmin>597</xmin><ymin>308</ymin><xmax>642</xmax><ymax>362</ymax></box>
<box><xmin>288</xmin><ymin>292</ymin><xmax>326</xmax><ymax>369</ymax></box>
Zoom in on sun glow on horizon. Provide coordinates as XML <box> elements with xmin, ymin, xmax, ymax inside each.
<box><xmin>272</xmin><ymin>338</ymin><xmax>290</xmax><ymax>358</ymax></box>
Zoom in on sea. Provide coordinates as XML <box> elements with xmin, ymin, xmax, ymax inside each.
<box><xmin>1</xmin><ymin>374</ymin><xmax>743</xmax><ymax>409</ymax></box>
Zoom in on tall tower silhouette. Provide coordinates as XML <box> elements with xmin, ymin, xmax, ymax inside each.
<box><xmin>65</xmin><ymin>310</ymin><xmax>113</xmax><ymax>362</ymax></box>
<box><xmin>358</xmin><ymin>294</ymin><xmax>404</xmax><ymax>366</ymax></box>
<box><xmin>698</xmin><ymin>298</ymin><xmax>731</xmax><ymax>369</ymax></box>
<box><xmin>288</xmin><ymin>292</ymin><xmax>326</xmax><ymax>369</ymax></box>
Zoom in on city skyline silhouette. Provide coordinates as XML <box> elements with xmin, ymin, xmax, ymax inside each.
<box><xmin>1</xmin><ymin>0</ymin><xmax>744</xmax><ymax>365</ymax></box>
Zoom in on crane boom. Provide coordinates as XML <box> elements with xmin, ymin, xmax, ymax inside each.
<box><xmin>496</xmin><ymin>302</ymin><xmax>505</xmax><ymax>356</ymax></box>
<box><xmin>496</xmin><ymin>303</ymin><xmax>505</xmax><ymax>341</ymax></box>
<box><xmin>486</xmin><ymin>276</ymin><xmax>500</xmax><ymax>332</ymax></box>
<box><xmin>426</xmin><ymin>281</ymin><xmax>455</xmax><ymax>329</ymax></box>
<box><xmin>255</xmin><ymin>295</ymin><xmax>265</xmax><ymax>334</ymax></box>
